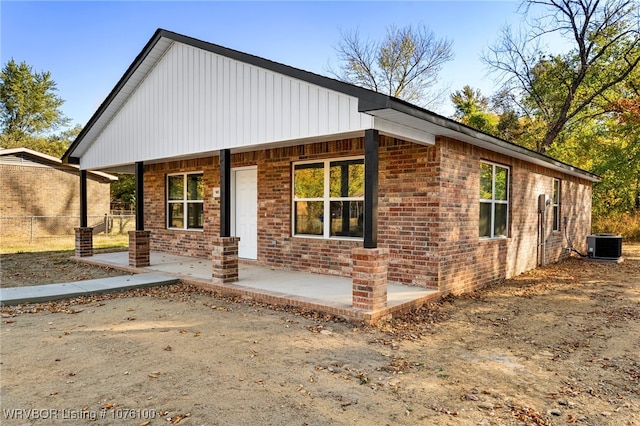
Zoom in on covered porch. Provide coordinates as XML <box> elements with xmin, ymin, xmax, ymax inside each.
<box><xmin>76</xmin><ymin>251</ymin><xmax>439</xmax><ymax>324</ymax></box>
<box><xmin>63</xmin><ymin>30</ymin><xmax>444</xmax><ymax>324</ymax></box>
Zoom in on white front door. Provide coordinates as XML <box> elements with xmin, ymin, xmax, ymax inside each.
<box><xmin>233</xmin><ymin>168</ymin><xmax>258</xmax><ymax>260</ymax></box>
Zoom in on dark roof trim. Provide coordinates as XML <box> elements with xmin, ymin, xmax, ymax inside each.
<box><xmin>63</xmin><ymin>28</ymin><xmax>168</xmax><ymax>164</ymax></box>
<box><xmin>62</xmin><ymin>29</ymin><xmax>387</xmax><ymax>164</ymax></box>
<box><xmin>166</xmin><ymin>30</ymin><xmax>390</xmax><ymax>104</ymax></box>
<box><xmin>63</xmin><ymin>28</ymin><xmax>598</xmax><ymax>182</ymax></box>
<box><xmin>363</xmin><ymin>96</ymin><xmax>600</xmax><ymax>181</ymax></box>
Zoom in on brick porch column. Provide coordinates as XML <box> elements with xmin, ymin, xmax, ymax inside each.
<box><xmin>212</xmin><ymin>236</ymin><xmax>240</xmax><ymax>283</ymax></box>
<box><xmin>352</xmin><ymin>247</ymin><xmax>389</xmax><ymax>311</ymax></box>
<box><xmin>129</xmin><ymin>230</ymin><xmax>151</xmax><ymax>268</ymax></box>
<box><xmin>74</xmin><ymin>227</ymin><xmax>93</xmax><ymax>257</ymax></box>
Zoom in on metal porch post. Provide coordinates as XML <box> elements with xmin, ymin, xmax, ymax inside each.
<box><xmin>129</xmin><ymin>161</ymin><xmax>150</xmax><ymax>267</ymax></box>
<box><xmin>212</xmin><ymin>149</ymin><xmax>240</xmax><ymax>283</ymax></box>
<box><xmin>135</xmin><ymin>161</ymin><xmax>144</xmax><ymax>231</ymax></box>
<box><xmin>364</xmin><ymin>129</ymin><xmax>379</xmax><ymax>248</ymax></box>
<box><xmin>220</xmin><ymin>149</ymin><xmax>231</xmax><ymax>237</ymax></box>
<box><xmin>80</xmin><ymin>170</ymin><xmax>88</xmax><ymax>228</ymax></box>
<box><xmin>75</xmin><ymin>169</ymin><xmax>93</xmax><ymax>257</ymax></box>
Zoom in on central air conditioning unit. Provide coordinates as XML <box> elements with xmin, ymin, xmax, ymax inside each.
<box><xmin>587</xmin><ymin>234</ymin><xmax>623</xmax><ymax>260</ymax></box>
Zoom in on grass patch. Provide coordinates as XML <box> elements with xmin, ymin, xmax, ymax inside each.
<box><xmin>592</xmin><ymin>211</ymin><xmax>640</xmax><ymax>241</ymax></box>
<box><xmin>0</xmin><ymin>235</ymin><xmax>129</xmax><ymax>254</ymax></box>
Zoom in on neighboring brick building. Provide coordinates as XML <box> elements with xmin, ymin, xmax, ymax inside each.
<box><xmin>62</xmin><ymin>29</ymin><xmax>598</xmax><ymax>300</ymax></box>
<box><xmin>0</xmin><ymin>148</ymin><xmax>116</xmax><ymax>236</ymax></box>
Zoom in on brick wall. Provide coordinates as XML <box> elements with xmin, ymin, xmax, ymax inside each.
<box><xmin>0</xmin><ymin>163</ymin><xmax>111</xmax><ymax>218</ymax></box>
<box><xmin>145</xmin><ymin>158</ymin><xmax>217</xmax><ymax>257</ymax></box>
<box><xmin>377</xmin><ymin>137</ymin><xmax>440</xmax><ymax>286</ymax></box>
<box><xmin>434</xmin><ymin>136</ymin><xmax>592</xmax><ymax>294</ymax></box>
<box><xmin>142</xmin><ymin>135</ymin><xmax>593</xmax><ymax>293</ymax></box>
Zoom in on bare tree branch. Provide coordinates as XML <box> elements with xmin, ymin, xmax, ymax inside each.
<box><xmin>329</xmin><ymin>24</ymin><xmax>453</xmax><ymax>107</ymax></box>
<box><xmin>483</xmin><ymin>0</ymin><xmax>640</xmax><ymax>152</ymax></box>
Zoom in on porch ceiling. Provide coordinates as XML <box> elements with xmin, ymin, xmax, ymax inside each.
<box><xmin>88</xmin><ymin>130</ymin><xmax>367</xmax><ymax>175</ymax></box>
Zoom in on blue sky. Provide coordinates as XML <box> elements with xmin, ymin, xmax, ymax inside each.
<box><xmin>1</xmin><ymin>1</ymin><xmax>525</xmax><ymax>129</ymax></box>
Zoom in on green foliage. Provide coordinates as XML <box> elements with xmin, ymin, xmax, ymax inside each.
<box><xmin>471</xmin><ymin>0</ymin><xmax>640</xmax><ymax>232</ymax></box>
<box><xmin>0</xmin><ymin>59</ymin><xmax>69</xmax><ymax>139</ymax></box>
<box><xmin>495</xmin><ymin>110</ymin><xmax>522</xmax><ymax>142</ymax></box>
<box><xmin>451</xmin><ymin>86</ymin><xmax>488</xmax><ymax>118</ymax></box>
<box><xmin>451</xmin><ymin>85</ymin><xmax>525</xmax><ymax>141</ymax></box>
<box><xmin>0</xmin><ymin>60</ymin><xmax>78</xmax><ymax>158</ymax></box>
<box><xmin>484</xmin><ymin>0</ymin><xmax>640</xmax><ymax>152</ymax></box>
<box><xmin>111</xmin><ymin>174</ymin><xmax>136</xmax><ymax>204</ymax></box>
<box><xmin>592</xmin><ymin>128</ymin><xmax>640</xmax><ymax>215</ymax></box>
<box><xmin>0</xmin><ymin>133</ymin><xmax>67</xmax><ymax>157</ymax></box>
<box><xmin>451</xmin><ymin>86</ymin><xmax>498</xmax><ymax>134</ymax></box>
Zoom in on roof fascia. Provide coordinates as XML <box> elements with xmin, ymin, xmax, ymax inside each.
<box><xmin>62</xmin><ymin>28</ymin><xmax>387</xmax><ymax>165</ymax></box>
<box><xmin>2</xmin><ymin>148</ymin><xmax>117</xmax><ymax>180</ymax></box>
<box><xmin>62</xmin><ymin>28</ymin><xmax>169</xmax><ymax>164</ymax></box>
<box><xmin>362</xmin><ymin>97</ymin><xmax>600</xmax><ymax>182</ymax></box>
<box><xmin>163</xmin><ymin>30</ymin><xmax>390</xmax><ymax>106</ymax></box>
<box><xmin>1</xmin><ymin>147</ymin><xmax>62</xmax><ymax>163</ymax></box>
<box><xmin>63</xmin><ymin>28</ymin><xmax>598</xmax><ymax>183</ymax></box>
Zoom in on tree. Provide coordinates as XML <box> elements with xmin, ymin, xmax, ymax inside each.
<box><xmin>0</xmin><ymin>123</ymin><xmax>80</xmax><ymax>157</ymax></box>
<box><xmin>0</xmin><ymin>59</ymin><xmax>69</xmax><ymax>142</ymax></box>
<box><xmin>110</xmin><ymin>174</ymin><xmax>136</xmax><ymax>208</ymax></box>
<box><xmin>594</xmin><ymin>68</ymin><xmax>640</xmax><ymax>213</ymax></box>
<box><xmin>483</xmin><ymin>0</ymin><xmax>640</xmax><ymax>152</ymax></box>
<box><xmin>451</xmin><ymin>85</ymin><xmax>499</xmax><ymax>134</ymax></box>
<box><xmin>450</xmin><ymin>85</ymin><xmax>526</xmax><ymax>142</ymax></box>
<box><xmin>451</xmin><ymin>86</ymin><xmax>489</xmax><ymax>119</ymax></box>
<box><xmin>330</xmin><ymin>24</ymin><xmax>454</xmax><ymax>108</ymax></box>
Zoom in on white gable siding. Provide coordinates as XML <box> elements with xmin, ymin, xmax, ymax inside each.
<box><xmin>80</xmin><ymin>43</ymin><xmax>373</xmax><ymax>169</ymax></box>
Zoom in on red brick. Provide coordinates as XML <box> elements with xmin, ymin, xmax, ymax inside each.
<box><xmin>212</xmin><ymin>236</ymin><xmax>240</xmax><ymax>283</ymax></box>
<box><xmin>129</xmin><ymin>230</ymin><xmax>151</xmax><ymax>267</ymax></box>
<box><xmin>74</xmin><ymin>227</ymin><xmax>93</xmax><ymax>257</ymax></box>
<box><xmin>137</xmin><ymin>135</ymin><xmax>592</xmax><ymax>296</ymax></box>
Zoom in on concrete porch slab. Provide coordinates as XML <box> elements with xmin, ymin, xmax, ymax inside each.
<box><xmin>73</xmin><ymin>251</ymin><xmax>440</xmax><ymax>323</ymax></box>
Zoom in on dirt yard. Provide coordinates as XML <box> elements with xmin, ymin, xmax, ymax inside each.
<box><xmin>1</xmin><ymin>246</ymin><xmax>638</xmax><ymax>425</ymax></box>
<box><xmin>0</xmin><ymin>250</ymin><xmax>130</xmax><ymax>288</ymax></box>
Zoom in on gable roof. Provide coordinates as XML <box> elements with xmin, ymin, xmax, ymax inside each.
<box><xmin>1</xmin><ymin>147</ymin><xmax>117</xmax><ymax>181</ymax></box>
<box><xmin>62</xmin><ymin>28</ymin><xmax>599</xmax><ymax>182</ymax></box>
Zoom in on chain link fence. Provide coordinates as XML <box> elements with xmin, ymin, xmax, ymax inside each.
<box><xmin>0</xmin><ymin>214</ymin><xmax>136</xmax><ymax>246</ymax></box>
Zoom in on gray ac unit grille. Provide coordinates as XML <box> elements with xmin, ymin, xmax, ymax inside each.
<box><xmin>587</xmin><ymin>235</ymin><xmax>622</xmax><ymax>259</ymax></box>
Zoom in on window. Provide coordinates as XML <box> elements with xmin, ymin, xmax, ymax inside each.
<box><xmin>553</xmin><ymin>178</ymin><xmax>561</xmax><ymax>231</ymax></box>
<box><xmin>293</xmin><ymin>158</ymin><xmax>364</xmax><ymax>238</ymax></box>
<box><xmin>167</xmin><ymin>173</ymin><xmax>204</xmax><ymax>230</ymax></box>
<box><xmin>479</xmin><ymin>162</ymin><xmax>509</xmax><ymax>238</ymax></box>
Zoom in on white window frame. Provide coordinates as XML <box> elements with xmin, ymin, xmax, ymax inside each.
<box><xmin>167</xmin><ymin>171</ymin><xmax>204</xmax><ymax>231</ymax></box>
<box><xmin>552</xmin><ymin>178</ymin><xmax>561</xmax><ymax>232</ymax></box>
<box><xmin>479</xmin><ymin>161</ymin><xmax>510</xmax><ymax>239</ymax></box>
<box><xmin>291</xmin><ymin>156</ymin><xmax>364</xmax><ymax>240</ymax></box>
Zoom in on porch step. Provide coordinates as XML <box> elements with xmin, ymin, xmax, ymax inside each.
<box><xmin>0</xmin><ymin>273</ymin><xmax>178</xmax><ymax>306</ymax></box>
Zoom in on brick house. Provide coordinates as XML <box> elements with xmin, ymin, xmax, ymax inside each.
<box><xmin>0</xmin><ymin>147</ymin><xmax>115</xmax><ymax>238</ymax></box>
<box><xmin>62</xmin><ymin>29</ymin><xmax>598</xmax><ymax>307</ymax></box>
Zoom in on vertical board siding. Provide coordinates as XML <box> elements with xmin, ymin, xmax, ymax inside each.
<box><xmin>81</xmin><ymin>43</ymin><xmax>372</xmax><ymax>169</ymax></box>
